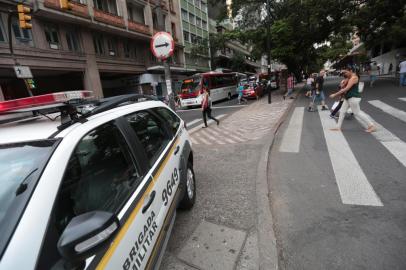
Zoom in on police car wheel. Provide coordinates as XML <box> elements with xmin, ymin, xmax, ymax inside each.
<box><xmin>179</xmin><ymin>162</ymin><xmax>195</xmax><ymax>209</ymax></box>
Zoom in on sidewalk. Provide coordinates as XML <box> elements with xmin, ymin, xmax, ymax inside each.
<box><xmin>161</xmin><ymin>87</ymin><xmax>299</xmax><ymax>270</ymax></box>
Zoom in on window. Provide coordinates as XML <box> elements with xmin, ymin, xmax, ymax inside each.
<box><xmin>36</xmin><ymin>123</ymin><xmax>140</xmax><ymax>270</ymax></box>
<box><xmin>123</xmin><ymin>40</ymin><xmax>136</xmax><ymax>58</ymax></box>
<box><xmin>11</xmin><ymin>19</ymin><xmax>32</xmax><ymax>44</ymax></box>
<box><xmin>127</xmin><ymin>3</ymin><xmax>145</xmax><ymax>24</ymax></box>
<box><xmin>196</xmin><ymin>17</ymin><xmax>202</xmax><ymax>27</ymax></box>
<box><xmin>125</xmin><ymin>111</ymin><xmax>170</xmax><ymax>165</ymax></box>
<box><xmin>152</xmin><ymin>12</ymin><xmax>158</xmax><ymax>29</ymax></box>
<box><xmin>191</xmin><ymin>33</ymin><xmax>196</xmax><ymax>44</ymax></box>
<box><xmin>189</xmin><ymin>13</ymin><xmax>195</xmax><ymax>25</ymax></box>
<box><xmin>201</xmin><ymin>1</ymin><xmax>207</xmax><ymax>12</ymax></box>
<box><xmin>66</xmin><ymin>31</ymin><xmax>80</xmax><ymax>52</ymax></box>
<box><xmin>94</xmin><ymin>0</ymin><xmax>118</xmax><ymax>15</ymax></box>
<box><xmin>153</xmin><ymin>107</ymin><xmax>180</xmax><ymax>136</ymax></box>
<box><xmin>202</xmin><ymin>20</ymin><xmax>207</xmax><ymax>29</ymax></box>
<box><xmin>44</xmin><ymin>25</ymin><xmax>60</xmax><ymax>49</ymax></box>
<box><xmin>93</xmin><ymin>34</ymin><xmax>105</xmax><ymax>55</ymax></box>
<box><xmin>0</xmin><ymin>17</ymin><xmax>6</xmax><ymax>42</ymax></box>
<box><xmin>171</xmin><ymin>23</ymin><xmax>177</xmax><ymax>39</ymax></box>
<box><xmin>181</xmin><ymin>9</ymin><xmax>188</xmax><ymax>21</ymax></box>
<box><xmin>107</xmin><ymin>37</ymin><xmax>117</xmax><ymax>56</ymax></box>
<box><xmin>183</xmin><ymin>31</ymin><xmax>190</xmax><ymax>42</ymax></box>
<box><xmin>169</xmin><ymin>0</ymin><xmax>174</xmax><ymax>11</ymax></box>
<box><xmin>195</xmin><ymin>0</ymin><xmax>201</xmax><ymax>9</ymax></box>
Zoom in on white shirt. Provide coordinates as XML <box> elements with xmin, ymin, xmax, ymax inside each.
<box><xmin>306</xmin><ymin>78</ymin><xmax>314</xmax><ymax>85</ymax></box>
<box><xmin>399</xmin><ymin>61</ymin><xmax>406</xmax><ymax>73</ymax></box>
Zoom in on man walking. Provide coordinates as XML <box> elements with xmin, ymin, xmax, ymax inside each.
<box><xmin>283</xmin><ymin>73</ymin><xmax>295</xmax><ymax>100</ymax></box>
<box><xmin>369</xmin><ymin>62</ymin><xmax>379</xmax><ymax>87</ymax></box>
<box><xmin>399</xmin><ymin>59</ymin><xmax>406</xmax><ymax>87</ymax></box>
<box><xmin>308</xmin><ymin>70</ymin><xmax>328</xmax><ymax>111</ymax></box>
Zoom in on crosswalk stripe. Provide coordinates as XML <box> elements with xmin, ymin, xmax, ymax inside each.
<box><xmin>194</xmin><ymin>132</ymin><xmax>214</xmax><ymax>145</ymax></box>
<box><xmin>190</xmin><ymin>136</ymin><xmax>200</xmax><ymax>144</ymax></box>
<box><xmin>279</xmin><ymin>107</ymin><xmax>304</xmax><ymax>153</ymax></box>
<box><xmin>204</xmin><ymin>128</ymin><xmax>236</xmax><ymax>144</ymax></box>
<box><xmin>368</xmin><ymin>100</ymin><xmax>406</xmax><ymax>123</ymax></box>
<box><xmin>201</xmin><ymin>129</ymin><xmax>230</xmax><ymax>144</ymax></box>
<box><xmin>354</xmin><ymin>112</ymin><xmax>406</xmax><ymax>167</ymax></box>
<box><xmin>186</xmin><ymin>119</ymin><xmax>202</xmax><ymax>128</ymax></box>
<box><xmin>399</xmin><ymin>97</ymin><xmax>406</xmax><ymax>102</ymax></box>
<box><xmin>187</xmin><ymin>114</ymin><xmax>227</xmax><ymax>134</ymax></box>
<box><xmin>217</xmin><ymin>128</ymin><xmax>246</xmax><ymax>142</ymax></box>
<box><xmin>318</xmin><ymin>109</ymin><xmax>383</xmax><ymax>206</ymax></box>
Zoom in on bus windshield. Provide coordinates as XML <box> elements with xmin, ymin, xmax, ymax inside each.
<box><xmin>181</xmin><ymin>77</ymin><xmax>201</xmax><ymax>94</ymax></box>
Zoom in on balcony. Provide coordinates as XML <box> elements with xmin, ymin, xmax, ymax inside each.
<box><xmin>128</xmin><ymin>20</ymin><xmax>151</xmax><ymax>35</ymax></box>
<box><xmin>93</xmin><ymin>8</ymin><xmax>125</xmax><ymax>28</ymax></box>
<box><xmin>44</xmin><ymin>0</ymin><xmax>90</xmax><ymax>18</ymax></box>
<box><xmin>149</xmin><ymin>0</ymin><xmax>168</xmax><ymax>10</ymax></box>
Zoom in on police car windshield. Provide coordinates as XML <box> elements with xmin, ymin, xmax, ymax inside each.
<box><xmin>0</xmin><ymin>140</ymin><xmax>57</xmax><ymax>254</ymax></box>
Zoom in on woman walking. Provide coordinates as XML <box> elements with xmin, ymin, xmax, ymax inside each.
<box><xmin>201</xmin><ymin>87</ymin><xmax>220</xmax><ymax>128</ymax></box>
<box><xmin>329</xmin><ymin>68</ymin><xmax>376</xmax><ymax>133</ymax></box>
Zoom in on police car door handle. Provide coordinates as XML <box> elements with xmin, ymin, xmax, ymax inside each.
<box><xmin>174</xmin><ymin>146</ymin><xmax>180</xmax><ymax>155</ymax></box>
<box><xmin>142</xmin><ymin>191</ymin><xmax>156</xmax><ymax>214</ymax></box>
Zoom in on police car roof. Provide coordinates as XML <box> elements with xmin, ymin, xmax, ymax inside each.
<box><xmin>0</xmin><ymin>99</ymin><xmax>166</xmax><ymax>145</ymax></box>
<box><xmin>0</xmin><ymin>113</ymin><xmax>61</xmax><ymax>144</ymax></box>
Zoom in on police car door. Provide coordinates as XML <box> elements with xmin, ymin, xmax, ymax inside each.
<box><xmin>106</xmin><ymin>109</ymin><xmax>179</xmax><ymax>270</ymax></box>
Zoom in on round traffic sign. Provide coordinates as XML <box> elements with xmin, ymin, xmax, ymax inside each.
<box><xmin>150</xmin><ymin>32</ymin><xmax>175</xmax><ymax>60</ymax></box>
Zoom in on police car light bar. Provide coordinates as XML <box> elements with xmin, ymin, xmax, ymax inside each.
<box><xmin>0</xmin><ymin>91</ymin><xmax>93</xmax><ymax>114</ymax></box>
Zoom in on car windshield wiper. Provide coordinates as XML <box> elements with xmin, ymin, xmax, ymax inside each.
<box><xmin>15</xmin><ymin>168</ymin><xmax>38</xmax><ymax>196</ymax></box>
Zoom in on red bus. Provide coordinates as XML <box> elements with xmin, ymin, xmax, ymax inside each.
<box><xmin>178</xmin><ymin>72</ymin><xmax>238</xmax><ymax>108</ymax></box>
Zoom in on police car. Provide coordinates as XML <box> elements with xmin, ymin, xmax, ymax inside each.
<box><xmin>0</xmin><ymin>91</ymin><xmax>196</xmax><ymax>270</ymax></box>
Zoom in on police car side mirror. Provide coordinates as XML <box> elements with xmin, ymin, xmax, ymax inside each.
<box><xmin>57</xmin><ymin>211</ymin><xmax>120</xmax><ymax>263</ymax></box>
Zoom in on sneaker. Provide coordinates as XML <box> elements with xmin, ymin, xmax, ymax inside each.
<box><xmin>321</xmin><ymin>106</ymin><xmax>328</xmax><ymax>111</ymax></box>
<box><xmin>217</xmin><ymin>120</ymin><xmax>220</xmax><ymax>126</ymax></box>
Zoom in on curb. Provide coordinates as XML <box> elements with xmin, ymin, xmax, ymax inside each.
<box><xmin>255</xmin><ymin>90</ymin><xmax>299</xmax><ymax>270</ymax></box>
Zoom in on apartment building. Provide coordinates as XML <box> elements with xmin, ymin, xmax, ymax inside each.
<box><xmin>179</xmin><ymin>0</ymin><xmax>210</xmax><ymax>72</ymax></box>
<box><xmin>0</xmin><ymin>0</ymin><xmax>184</xmax><ymax>99</ymax></box>
<box><xmin>208</xmin><ymin>18</ymin><xmax>263</xmax><ymax>74</ymax></box>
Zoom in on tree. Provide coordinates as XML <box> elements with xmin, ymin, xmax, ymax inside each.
<box><xmin>227</xmin><ymin>0</ymin><xmax>405</xmax><ymax>75</ymax></box>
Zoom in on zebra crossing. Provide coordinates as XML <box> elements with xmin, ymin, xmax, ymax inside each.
<box><xmin>187</xmin><ymin>97</ymin><xmax>293</xmax><ymax>145</ymax></box>
<box><xmin>278</xmin><ymin>97</ymin><xmax>406</xmax><ymax>206</ymax></box>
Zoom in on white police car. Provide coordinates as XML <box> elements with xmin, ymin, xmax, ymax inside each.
<box><xmin>0</xmin><ymin>91</ymin><xmax>196</xmax><ymax>270</ymax></box>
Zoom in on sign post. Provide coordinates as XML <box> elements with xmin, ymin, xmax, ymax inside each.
<box><xmin>151</xmin><ymin>32</ymin><xmax>176</xmax><ymax>110</ymax></box>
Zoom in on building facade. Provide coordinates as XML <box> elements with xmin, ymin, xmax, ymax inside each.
<box><xmin>208</xmin><ymin>18</ymin><xmax>264</xmax><ymax>74</ymax></box>
<box><xmin>179</xmin><ymin>0</ymin><xmax>210</xmax><ymax>72</ymax></box>
<box><xmin>0</xmin><ymin>0</ymin><xmax>185</xmax><ymax>100</ymax></box>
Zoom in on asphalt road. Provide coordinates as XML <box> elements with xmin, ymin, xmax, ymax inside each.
<box><xmin>269</xmin><ymin>77</ymin><xmax>406</xmax><ymax>269</ymax></box>
<box><xmin>176</xmin><ymin>96</ymin><xmax>258</xmax><ymax>129</ymax></box>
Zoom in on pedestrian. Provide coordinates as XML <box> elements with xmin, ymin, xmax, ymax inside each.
<box><xmin>305</xmin><ymin>74</ymin><xmax>314</xmax><ymax>97</ymax></box>
<box><xmin>237</xmin><ymin>83</ymin><xmax>247</xmax><ymax>104</ymax></box>
<box><xmin>329</xmin><ymin>68</ymin><xmax>376</xmax><ymax>133</ymax></box>
<box><xmin>201</xmin><ymin>87</ymin><xmax>220</xmax><ymax>128</ymax></box>
<box><xmin>283</xmin><ymin>73</ymin><xmax>295</xmax><ymax>100</ymax></box>
<box><xmin>388</xmin><ymin>63</ymin><xmax>393</xmax><ymax>75</ymax></box>
<box><xmin>399</xmin><ymin>59</ymin><xmax>406</xmax><ymax>87</ymax></box>
<box><xmin>307</xmin><ymin>70</ymin><xmax>328</xmax><ymax>111</ymax></box>
<box><xmin>369</xmin><ymin>62</ymin><xmax>379</xmax><ymax>87</ymax></box>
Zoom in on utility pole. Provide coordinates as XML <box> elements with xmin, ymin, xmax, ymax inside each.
<box><xmin>266</xmin><ymin>0</ymin><xmax>272</xmax><ymax>104</ymax></box>
<box><xmin>155</xmin><ymin>1</ymin><xmax>176</xmax><ymax>110</ymax></box>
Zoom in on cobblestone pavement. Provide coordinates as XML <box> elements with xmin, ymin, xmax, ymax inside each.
<box><xmin>190</xmin><ymin>92</ymin><xmax>295</xmax><ymax>145</ymax></box>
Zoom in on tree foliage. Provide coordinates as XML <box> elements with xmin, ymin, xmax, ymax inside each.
<box><xmin>227</xmin><ymin>0</ymin><xmax>406</xmax><ymax>74</ymax></box>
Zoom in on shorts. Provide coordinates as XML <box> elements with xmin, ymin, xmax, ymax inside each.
<box><xmin>312</xmin><ymin>90</ymin><xmax>325</xmax><ymax>102</ymax></box>
<box><xmin>370</xmin><ymin>75</ymin><xmax>377</xmax><ymax>81</ymax></box>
